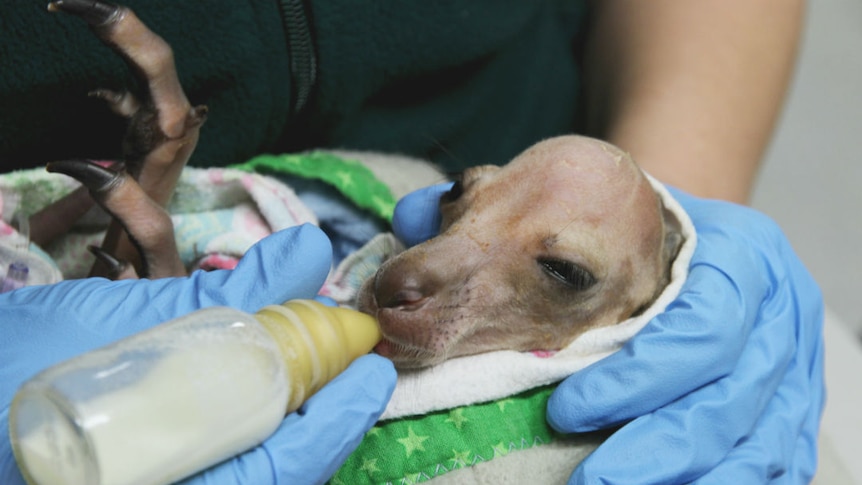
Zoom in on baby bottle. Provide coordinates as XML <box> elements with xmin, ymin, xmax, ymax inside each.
<box><xmin>9</xmin><ymin>299</ymin><xmax>381</xmax><ymax>485</ymax></box>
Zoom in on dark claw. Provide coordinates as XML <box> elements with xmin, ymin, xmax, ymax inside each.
<box><xmin>190</xmin><ymin>105</ymin><xmax>209</xmax><ymax>127</ymax></box>
<box><xmin>47</xmin><ymin>0</ymin><xmax>121</xmax><ymax>27</ymax></box>
<box><xmin>87</xmin><ymin>245</ymin><xmax>129</xmax><ymax>279</ymax></box>
<box><xmin>46</xmin><ymin>159</ymin><xmax>121</xmax><ymax>193</ymax></box>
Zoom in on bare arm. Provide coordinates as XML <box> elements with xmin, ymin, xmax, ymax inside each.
<box><xmin>582</xmin><ymin>0</ymin><xmax>804</xmax><ymax>203</ymax></box>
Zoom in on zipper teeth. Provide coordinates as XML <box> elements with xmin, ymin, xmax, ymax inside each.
<box><xmin>279</xmin><ymin>0</ymin><xmax>318</xmax><ymax>115</ymax></box>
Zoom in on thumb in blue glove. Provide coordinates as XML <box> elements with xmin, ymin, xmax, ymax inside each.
<box><xmin>1</xmin><ymin>224</ymin><xmax>396</xmax><ymax>485</ymax></box>
<box><xmin>392</xmin><ymin>182</ymin><xmax>453</xmax><ymax>247</ymax></box>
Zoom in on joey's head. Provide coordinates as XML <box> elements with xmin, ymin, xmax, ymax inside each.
<box><xmin>357</xmin><ymin>135</ymin><xmax>683</xmax><ymax>369</ymax></box>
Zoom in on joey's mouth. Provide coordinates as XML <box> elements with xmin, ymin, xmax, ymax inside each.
<box><xmin>373</xmin><ymin>336</ymin><xmax>441</xmax><ymax>369</ymax></box>
<box><xmin>373</xmin><ymin>338</ymin><xmax>398</xmax><ymax>357</ymax></box>
<box><xmin>373</xmin><ymin>335</ymin><xmax>423</xmax><ymax>357</ymax></box>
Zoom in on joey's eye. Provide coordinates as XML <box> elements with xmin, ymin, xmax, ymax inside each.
<box><xmin>538</xmin><ymin>258</ymin><xmax>596</xmax><ymax>291</ymax></box>
<box><xmin>440</xmin><ymin>178</ymin><xmax>464</xmax><ymax>203</ymax></box>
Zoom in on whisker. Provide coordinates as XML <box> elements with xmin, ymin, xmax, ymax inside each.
<box><xmin>547</xmin><ymin>217</ymin><xmax>581</xmax><ymax>246</ymax></box>
<box><xmin>421</xmin><ymin>133</ymin><xmax>463</xmax><ymax>168</ymax></box>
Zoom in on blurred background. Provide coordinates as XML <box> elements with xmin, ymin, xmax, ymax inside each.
<box><xmin>750</xmin><ymin>0</ymin><xmax>861</xmax><ymax>482</ymax></box>
<box><xmin>753</xmin><ymin>0</ymin><xmax>861</xmax><ymax>337</ymax></box>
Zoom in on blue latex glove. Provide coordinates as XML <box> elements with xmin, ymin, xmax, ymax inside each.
<box><xmin>393</xmin><ymin>185</ymin><xmax>825</xmax><ymax>484</ymax></box>
<box><xmin>0</xmin><ymin>224</ymin><xmax>396</xmax><ymax>485</ymax></box>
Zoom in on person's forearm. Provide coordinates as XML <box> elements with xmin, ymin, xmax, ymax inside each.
<box><xmin>582</xmin><ymin>0</ymin><xmax>804</xmax><ymax>203</ymax></box>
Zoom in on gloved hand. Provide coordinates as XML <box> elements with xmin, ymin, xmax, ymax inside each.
<box><xmin>0</xmin><ymin>224</ymin><xmax>397</xmax><ymax>485</ymax></box>
<box><xmin>393</xmin><ymin>184</ymin><xmax>825</xmax><ymax>484</ymax></box>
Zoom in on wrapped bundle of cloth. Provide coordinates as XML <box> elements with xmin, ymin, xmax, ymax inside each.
<box><xmin>0</xmin><ymin>145</ymin><xmax>695</xmax><ymax>484</ymax></box>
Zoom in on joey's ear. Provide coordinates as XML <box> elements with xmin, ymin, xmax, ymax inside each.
<box><xmin>660</xmin><ymin>200</ymin><xmax>685</xmax><ymax>272</ymax></box>
<box><xmin>629</xmin><ymin>198</ymin><xmax>686</xmax><ymax>318</ymax></box>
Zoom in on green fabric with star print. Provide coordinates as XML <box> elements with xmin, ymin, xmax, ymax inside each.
<box><xmin>230</xmin><ymin>152</ymin><xmax>397</xmax><ymax>222</ymax></box>
<box><xmin>329</xmin><ymin>385</ymin><xmax>559</xmax><ymax>485</ymax></box>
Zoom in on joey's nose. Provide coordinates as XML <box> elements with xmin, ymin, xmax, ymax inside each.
<box><xmin>374</xmin><ymin>266</ymin><xmax>430</xmax><ymax>310</ymax></box>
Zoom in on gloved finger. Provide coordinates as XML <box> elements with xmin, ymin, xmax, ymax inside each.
<box><xmin>692</xmin><ymin>374</ymin><xmax>821</xmax><ymax>484</ymax></box>
<box><xmin>0</xmin><ymin>278</ymin><xmax>154</xmax><ymax>396</ymax></box>
<box><xmin>547</xmin><ymin>192</ymin><xmax>801</xmax><ymax>431</ymax></box>
<box><xmin>392</xmin><ymin>182</ymin><xmax>453</xmax><ymax>247</ymax></box>
<box><xmin>549</xmin><ymin>240</ymin><xmax>762</xmax><ymax>431</ymax></box>
<box><xmin>314</xmin><ymin>295</ymin><xmax>339</xmax><ymax>307</ymax></box>
<box><xmin>573</xmin><ymin>239</ymin><xmax>823</xmax><ymax>483</ymax></box>
<box><xmin>267</xmin><ymin>354</ymin><xmax>396</xmax><ymax>484</ymax></box>
<box><xmin>693</xmin><ymin>296</ymin><xmax>824</xmax><ymax>484</ymax></box>
<box><xmin>178</xmin><ymin>224</ymin><xmax>333</xmax><ymax>314</ymax></box>
<box><xmin>70</xmin><ymin>224</ymin><xmax>331</xmax><ymax>326</ymax></box>
<box><xmin>0</xmin><ymin>411</ymin><xmax>26</xmax><ymax>485</ymax></box>
<box><xmin>566</xmin><ymin>258</ymin><xmax>818</xmax><ymax>484</ymax></box>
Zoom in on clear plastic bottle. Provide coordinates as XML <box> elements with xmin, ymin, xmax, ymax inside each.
<box><xmin>8</xmin><ymin>299</ymin><xmax>382</xmax><ymax>485</ymax></box>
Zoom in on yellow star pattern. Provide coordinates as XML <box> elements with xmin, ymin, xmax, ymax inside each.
<box><xmin>329</xmin><ymin>385</ymin><xmax>560</xmax><ymax>483</ymax></box>
<box><xmin>334</xmin><ymin>170</ymin><xmax>355</xmax><ymax>188</ymax></box>
<box><xmin>359</xmin><ymin>458</ymin><xmax>381</xmax><ymax>475</ymax></box>
<box><xmin>449</xmin><ymin>449</ymin><xmax>471</xmax><ymax>468</ymax></box>
<box><xmin>397</xmin><ymin>426</ymin><xmax>430</xmax><ymax>458</ymax></box>
<box><xmin>445</xmin><ymin>409</ymin><xmax>469</xmax><ymax>429</ymax></box>
<box><xmin>492</xmin><ymin>442</ymin><xmax>510</xmax><ymax>457</ymax></box>
<box><xmin>404</xmin><ymin>473</ymin><xmax>423</xmax><ymax>484</ymax></box>
<box><xmin>496</xmin><ymin>398</ymin><xmax>515</xmax><ymax>412</ymax></box>
<box><xmin>366</xmin><ymin>426</ymin><xmax>382</xmax><ymax>438</ymax></box>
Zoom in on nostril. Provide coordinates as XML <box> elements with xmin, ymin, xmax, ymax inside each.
<box><xmin>374</xmin><ymin>266</ymin><xmax>429</xmax><ymax>311</ymax></box>
<box><xmin>382</xmin><ymin>289</ymin><xmax>425</xmax><ymax>309</ymax></box>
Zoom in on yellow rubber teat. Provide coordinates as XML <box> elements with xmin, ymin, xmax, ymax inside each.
<box><xmin>254</xmin><ymin>299</ymin><xmax>382</xmax><ymax>413</ymax></box>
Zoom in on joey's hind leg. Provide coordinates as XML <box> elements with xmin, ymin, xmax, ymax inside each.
<box><xmin>47</xmin><ymin>159</ymin><xmax>184</xmax><ymax>279</ymax></box>
<box><xmin>40</xmin><ymin>0</ymin><xmax>207</xmax><ymax>278</ymax></box>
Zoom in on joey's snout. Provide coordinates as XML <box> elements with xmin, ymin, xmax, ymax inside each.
<box><xmin>357</xmin><ymin>236</ymin><xmax>490</xmax><ymax>368</ymax></box>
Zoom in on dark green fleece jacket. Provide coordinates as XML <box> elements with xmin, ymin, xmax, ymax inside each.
<box><xmin>0</xmin><ymin>0</ymin><xmax>587</xmax><ymax>172</ymax></box>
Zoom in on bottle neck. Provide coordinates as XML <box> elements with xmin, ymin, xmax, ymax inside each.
<box><xmin>254</xmin><ymin>300</ymin><xmax>381</xmax><ymax>414</ymax></box>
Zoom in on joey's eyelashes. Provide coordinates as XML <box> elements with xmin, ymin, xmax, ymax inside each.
<box><xmin>537</xmin><ymin>257</ymin><xmax>597</xmax><ymax>291</ymax></box>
